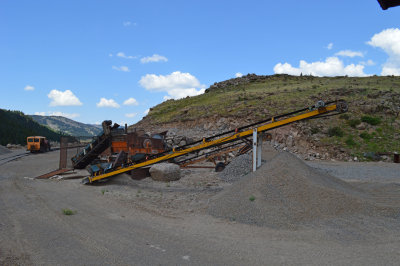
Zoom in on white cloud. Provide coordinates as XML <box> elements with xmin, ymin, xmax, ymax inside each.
<box><xmin>381</xmin><ymin>67</ymin><xmax>400</xmax><ymax>76</ymax></box>
<box><xmin>125</xmin><ymin>113</ymin><xmax>137</xmax><ymax>118</ymax></box>
<box><xmin>116</xmin><ymin>52</ymin><xmax>136</xmax><ymax>59</ymax></box>
<box><xmin>140</xmin><ymin>54</ymin><xmax>168</xmax><ymax>63</ymax></box>
<box><xmin>335</xmin><ymin>50</ymin><xmax>364</xmax><ymax>58</ymax></box>
<box><xmin>96</xmin><ymin>98</ymin><xmax>120</xmax><ymax>108</ymax></box>
<box><xmin>112</xmin><ymin>65</ymin><xmax>130</xmax><ymax>72</ymax></box>
<box><xmin>24</xmin><ymin>85</ymin><xmax>35</xmax><ymax>91</ymax></box>
<box><xmin>109</xmin><ymin>53</ymin><xmax>113</xmax><ymax>57</ymax></box>
<box><xmin>48</xmin><ymin>89</ymin><xmax>82</xmax><ymax>106</ymax></box>
<box><xmin>34</xmin><ymin>111</ymin><xmax>79</xmax><ymax>119</ymax></box>
<box><xmin>326</xmin><ymin>43</ymin><xmax>333</xmax><ymax>50</ymax></box>
<box><xmin>273</xmin><ymin>57</ymin><xmax>367</xmax><ymax>77</ymax></box>
<box><xmin>123</xmin><ymin>97</ymin><xmax>139</xmax><ymax>106</ymax></box>
<box><xmin>48</xmin><ymin>111</ymin><xmax>80</xmax><ymax>119</ymax></box>
<box><xmin>122</xmin><ymin>21</ymin><xmax>137</xmax><ymax>27</ymax></box>
<box><xmin>367</xmin><ymin>28</ymin><xmax>400</xmax><ymax>75</ymax></box>
<box><xmin>235</xmin><ymin>72</ymin><xmax>243</xmax><ymax>78</ymax></box>
<box><xmin>360</xmin><ymin>59</ymin><xmax>375</xmax><ymax>66</ymax></box>
<box><xmin>144</xmin><ymin>109</ymin><xmax>150</xmax><ymax>115</ymax></box>
<box><xmin>139</xmin><ymin>71</ymin><xmax>205</xmax><ymax>99</ymax></box>
<box><xmin>163</xmin><ymin>95</ymin><xmax>172</xmax><ymax>101</ymax></box>
<box><xmin>368</xmin><ymin>28</ymin><xmax>400</xmax><ymax>55</ymax></box>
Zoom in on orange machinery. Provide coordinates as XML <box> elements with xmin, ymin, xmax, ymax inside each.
<box><xmin>103</xmin><ymin>131</ymin><xmax>166</xmax><ymax>161</ymax></box>
<box><xmin>27</xmin><ymin>136</ymin><xmax>51</xmax><ymax>152</ymax></box>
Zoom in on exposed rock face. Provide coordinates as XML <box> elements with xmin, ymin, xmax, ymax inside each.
<box><xmin>149</xmin><ymin>163</ymin><xmax>181</xmax><ymax>182</ymax></box>
<box><xmin>164</xmin><ymin>133</ymin><xmax>194</xmax><ymax>150</ymax></box>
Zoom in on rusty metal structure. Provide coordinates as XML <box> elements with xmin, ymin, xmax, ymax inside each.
<box><xmin>102</xmin><ymin>129</ymin><xmax>166</xmax><ymax>159</ymax></box>
<box><xmin>70</xmin><ymin>120</ymin><xmax>167</xmax><ymax>173</ymax></box>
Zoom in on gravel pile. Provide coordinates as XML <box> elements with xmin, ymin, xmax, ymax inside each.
<box><xmin>0</xmin><ymin>145</ymin><xmax>11</xmax><ymax>155</ymax></box>
<box><xmin>208</xmin><ymin>151</ymin><xmax>397</xmax><ymax>229</ymax></box>
<box><xmin>218</xmin><ymin>154</ymin><xmax>252</xmax><ymax>182</ymax></box>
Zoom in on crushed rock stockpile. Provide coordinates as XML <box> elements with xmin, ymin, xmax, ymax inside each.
<box><xmin>218</xmin><ymin>144</ymin><xmax>284</xmax><ymax>183</ymax></box>
<box><xmin>208</xmin><ymin>152</ymin><xmax>397</xmax><ymax>229</ymax></box>
<box><xmin>0</xmin><ymin>145</ymin><xmax>11</xmax><ymax>155</ymax></box>
<box><xmin>218</xmin><ymin>154</ymin><xmax>252</xmax><ymax>182</ymax></box>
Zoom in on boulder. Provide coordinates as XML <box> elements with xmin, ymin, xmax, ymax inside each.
<box><xmin>149</xmin><ymin>163</ymin><xmax>181</xmax><ymax>182</ymax></box>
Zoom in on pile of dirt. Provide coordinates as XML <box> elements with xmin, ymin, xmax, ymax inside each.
<box><xmin>208</xmin><ymin>151</ymin><xmax>397</xmax><ymax>228</ymax></box>
<box><xmin>0</xmin><ymin>145</ymin><xmax>11</xmax><ymax>155</ymax></box>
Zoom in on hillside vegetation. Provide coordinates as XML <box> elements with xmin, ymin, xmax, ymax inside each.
<box><xmin>0</xmin><ymin>109</ymin><xmax>64</xmax><ymax>146</ymax></box>
<box><xmin>141</xmin><ymin>74</ymin><xmax>400</xmax><ymax>160</ymax></box>
<box><xmin>30</xmin><ymin>115</ymin><xmax>102</xmax><ymax>137</ymax></box>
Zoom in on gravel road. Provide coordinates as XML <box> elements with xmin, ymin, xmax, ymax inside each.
<box><xmin>1</xmin><ymin>150</ymin><xmax>400</xmax><ymax>265</ymax></box>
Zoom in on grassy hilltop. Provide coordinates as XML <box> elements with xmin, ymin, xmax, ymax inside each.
<box><xmin>142</xmin><ymin>74</ymin><xmax>400</xmax><ymax>160</ymax></box>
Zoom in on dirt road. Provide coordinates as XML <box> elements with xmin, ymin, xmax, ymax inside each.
<box><xmin>1</xmin><ymin>150</ymin><xmax>400</xmax><ymax>265</ymax></box>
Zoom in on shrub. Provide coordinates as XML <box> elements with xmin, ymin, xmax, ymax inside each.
<box><xmin>359</xmin><ymin>132</ymin><xmax>372</xmax><ymax>140</ymax></box>
<box><xmin>339</xmin><ymin>114</ymin><xmax>350</xmax><ymax>120</ymax></box>
<box><xmin>361</xmin><ymin>115</ymin><xmax>381</xmax><ymax>126</ymax></box>
<box><xmin>62</xmin><ymin>209</ymin><xmax>76</xmax><ymax>215</ymax></box>
<box><xmin>249</xmin><ymin>195</ymin><xmax>256</xmax><ymax>202</ymax></box>
<box><xmin>345</xmin><ymin>136</ymin><xmax>357</xmax><ymax>147</ymax></box>
<box><xmin>328</xmin><ymin>127</ymin><xmax>344</xmax><ymax>137</ymax></box>
<box><xmin>348</xmin><ymin>119</ymin><xmax>361</xmax><ymax>128</ymax></box>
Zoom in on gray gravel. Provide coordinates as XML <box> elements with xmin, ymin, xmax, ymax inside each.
<box><xmin>209</xmin><ymin>152</ymin><xmax>398</xmax><ymax>229</ymax></box>
<box><xmin>218</xmin><ymin>153</ymin><xmax>252</xmax><ymax>182</ymax></box>
<box><xmin>307</xmin><ymin>161</ymin><xmax>400</xmax><ymax>183</ymax></box>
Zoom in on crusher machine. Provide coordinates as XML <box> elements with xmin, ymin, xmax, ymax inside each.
<box><xmin>71</xmin><ymin>120</ymin><xmax>167</xmax><ymax>173</ymax></box>
<box><xmin>81</xmin><ymin>99</ymin><xmax>348</xmax><ymax>184</ymax></box>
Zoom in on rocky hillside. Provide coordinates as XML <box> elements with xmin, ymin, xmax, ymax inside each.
<box><xmin>0</xmin><ymin>109</ymin><xmax>64</xmax><ymax>146</ymax></box>
<box><xmin>30</xmin><ymin>115</ymin><xmax>102</xmax><ymax>137</ymax></box>
<box><xmin>133</xmin><ymin>74</ymin><xmax>400</xmax><ymax>162</ymax></box>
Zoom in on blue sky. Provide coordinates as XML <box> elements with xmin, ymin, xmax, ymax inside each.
<box><xmin>1</xmin><ymin>0</ymin><xmax>399</xmax><ymax>125</ymax></box>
